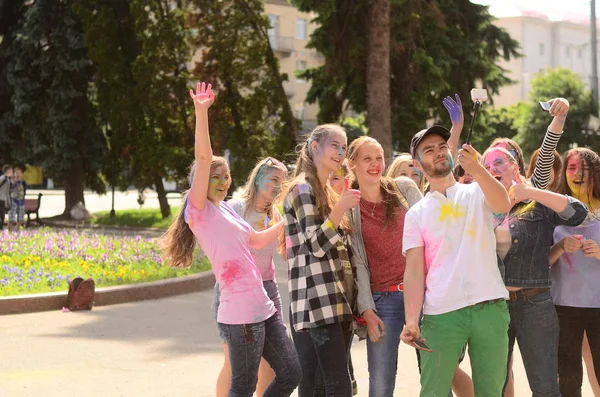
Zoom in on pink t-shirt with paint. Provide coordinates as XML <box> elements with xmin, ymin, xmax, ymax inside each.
<box><xmin>185</xmin><ymin>200</ymin><xmax>275</xmax><ymax>324</ymax></box>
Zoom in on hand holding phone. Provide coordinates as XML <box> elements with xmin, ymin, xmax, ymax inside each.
<box><xmin>413</xmin><ymin>338</ymin><xmax>433</xmax><ymax>352</ymax></box>
<box><xmin>539</xmin><ymin>101</ymin><xmax>552</xmax><ymax>112</ymax></box>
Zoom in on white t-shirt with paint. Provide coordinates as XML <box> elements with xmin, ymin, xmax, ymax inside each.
<box><xmin>402</xmin><ymin>182</ymin><xmax>508</xmax><ymax>315</ymax></box>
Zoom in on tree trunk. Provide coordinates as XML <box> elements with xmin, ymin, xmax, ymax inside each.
<box><xmin>366</xmin><ymin>0</ymin><xmax>392</xmax><ymax>162</ymax></box>
<box><xmin>154</xmin><ymin>173</ymin><xmax>171</xmax><ymax>219</ymax></box>
<box><xmin>63</xmin><ymin>159</ymin><xmax>86</xmax><ymax>219</ymax></box>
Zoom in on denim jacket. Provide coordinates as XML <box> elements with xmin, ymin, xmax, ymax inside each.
<box><xmin>502</xmin><ymin>196</ymin><xmax>588</xmax><ymax>288</ymax></box>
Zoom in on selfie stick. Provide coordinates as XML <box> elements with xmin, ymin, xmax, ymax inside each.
<box><xmin>456</xmin><ymin>89</ymin><xmax>487</xmax><ymax>178</ymax></box>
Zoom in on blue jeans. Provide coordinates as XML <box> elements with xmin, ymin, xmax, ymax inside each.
<box><xmin>367</xmin><ymin>291</ymin><xmax>407</xmax><ymax>397</ymax></box>
<box><xmin>290</xmin><ymin>314</ymin><xmax>353</xmax><ymax>397</ymax></box>
<box><xmin>505</xmin><ymin>290</ymin><xmax>560</xmax><ymax>397</ymax></box>
<box><xmin>218</xmin><ymin>312</ymin><xmax>301</xmax><ymax>397</ymax></box>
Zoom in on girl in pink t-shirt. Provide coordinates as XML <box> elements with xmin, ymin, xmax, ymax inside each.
<box><xmin>161</xmin><ymin>83</ymin><xmax>300</xmax><ymax>396</ymax></box>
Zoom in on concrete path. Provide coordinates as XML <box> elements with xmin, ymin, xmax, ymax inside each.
<box><xmin>1</xmin><ymin>256</ymin><xmax>594</xmax><ymax>396</ymax></box>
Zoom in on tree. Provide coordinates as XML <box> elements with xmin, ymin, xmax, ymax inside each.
<box><xmin>75</xmin><ymin>0</ymin><xmax>194</xmax><ymax>219</ymax></box>
<box><xmin>514</xmin><ymin>68</ymin><xmax>596</xmax><ymax>156</ymax></box>
<box><xmin>190</xmin><ymin>0</ymin><xmax>298</xmax><ymax>186</ymax></box>
<box><xmin>472</xmin><ymin>102</ymin><xmax>527</xmax><ymax>151</ymax></box>
<box><xmin>292</xmin><ymin>0</ymin><xmax>520</xmax><ymax>152</ymax></box>
<box><xmin>5</xmin><ymin>0</ymin><xmax>105</xmax><ymax>217</ymax></box>
<box><xmin>366</xmin><ymin>0</ymin><xmax>392</xmax><ymax>160</ymax></box>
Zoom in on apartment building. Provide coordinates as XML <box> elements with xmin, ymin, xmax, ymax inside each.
<box><xmin>265</xmin><ymin>0</ymin><xmax>323</xmax><ymax>132</ymax></box>
<box><xmin>494</xmin><ymin>12</ymin><xmax>599</xmax><ymax>107</ymax></box>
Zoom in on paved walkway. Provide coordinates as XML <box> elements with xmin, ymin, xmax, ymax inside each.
<box><xmin>0</xmin><ymin>257</ymin><xmax>594</xmax><ymax>396</ymax></box>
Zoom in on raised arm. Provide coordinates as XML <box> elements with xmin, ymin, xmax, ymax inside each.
<box><xmin>443</xmin><ymin>94</ymin><xmax>464</xmax><ymax>160</ymax></box>
<box><xmin>188</xmin><ymin>82</ymin><xmax>215</xmax><ymax>211</ymax></box>
<box><xmin>531</xmin><ymin>98</ymin><xmax>569</xmax><ymax>190</ymax></box>
<box><xmin>458</xmin><ymin>144</ymin><xmax>511</xmax><ymax>214</ymax></box>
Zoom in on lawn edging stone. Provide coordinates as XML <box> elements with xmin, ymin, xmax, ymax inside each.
<box><xmin>0</xmin><ymin>270</ymin><xmax>216</xmax><ymax>315</ymax></box>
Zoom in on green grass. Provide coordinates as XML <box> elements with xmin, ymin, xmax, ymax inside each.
<box><xmin>91</xmin><ymin>207</ymin><xmax>180</xmax><ymax>229</ymax></box>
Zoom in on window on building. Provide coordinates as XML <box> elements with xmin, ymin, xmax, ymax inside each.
<box><xmin>566</xmin><ymin>46</ymin><xmax>570</xmax><ymax>58</ymax></box>
<box><xmin>268</xmin><ymin>14</ymin><xmax>279</xmax><ymax>37</ymax></box>
<box><xmin>579</xmin><ymin>48</ymin><xmax>583</xmax><ymax>59</ymax></box>
<box><xmin>296</xmin><ymin>18</ymin><xmax>307</xmax><ymax>40</ymax></box>
<box><xmin>539</xmin><ymin>43</ymin><xmax>545</xmax><ymax>56</ymax></box>
<box><xmin>296</xmin><ymin>60</ymin><xmax>307</xmax><ymax>83</ymax></box>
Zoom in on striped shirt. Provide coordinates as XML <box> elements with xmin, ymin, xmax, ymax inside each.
<box><xmin>530</xmin><ymin>130</ymin><xmax>561</xmax><ymax>190</ymax></box>
<box><xmin>284</xmin><ymin>180</ymin><xmax>354</xmax><ymax>331</ymax></box>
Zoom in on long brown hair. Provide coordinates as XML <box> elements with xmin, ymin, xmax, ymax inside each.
<box><xmin>556</xmin><ymin>148</ymin><xmax>600</xmax><ymax>202</ymax></box>
<box><xmin>237</xmin><ymin>157</ymin><xmax>288</xmax><ymax>220</ymax></box>
<box><xmin>489</xmin><ymin>138</ymin><xmax>526</xmax><ymax>177</ymax></box>
<box><xmin>347</xmin><ymin>136</ymin><xmax>406</xmax><ymax>227</ymax></box>
<box><xmin>277</xmin><ymin>124</ymin><xmax>348</xmax><ymax>254</ymax></box>
<box><xmin>160</xmin><ymin>157</ymin><xmax>229</xmax><ymax>268</ymax></box>
<box><xmin>526</xmin><ymin>149</ymin><xmax>562</xmax><ymax>192</ymax></box>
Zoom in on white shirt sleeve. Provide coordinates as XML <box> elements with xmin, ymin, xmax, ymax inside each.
<box><xmin>402</xmin><ymin>206</ymin><xmax>424</xmax><ymax>256</ymax></box>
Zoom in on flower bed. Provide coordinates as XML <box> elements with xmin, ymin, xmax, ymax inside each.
<box><xmin>0</xmin><ymin>229</ymin><xmax>210</xmax><ymax>296</ymax></box>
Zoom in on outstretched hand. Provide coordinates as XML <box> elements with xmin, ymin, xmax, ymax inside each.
<box><xmin>189</xmin><ymin>82</ymin><xmax>215</xmax><ymax>111</ymax></box>
<box><xmin>443</xmin><ymin>94</ymin><xmax>463</xmax><ymax>125</ymax></box>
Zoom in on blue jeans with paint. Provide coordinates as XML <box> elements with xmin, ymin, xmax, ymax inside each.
<box><xmin>291</xmin><ymin>316</ymin><xmax>353</xmax><ymax>397</ymax></box>
<box><xmin>504</xmin><ymin>290</ymin><xmax>560</xmax><ymax>397</ymax></box>
<box><xmin>217</xmin><ymin>286</ymin><xmax>301</xmax><ymax>397</ymax></box>
<box><xmin>367</xmin><ymin>290</ymin><xmax>408</xmax><ymax>397</ymax></box>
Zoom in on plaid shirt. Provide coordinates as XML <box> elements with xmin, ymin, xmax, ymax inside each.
<box><xmin>284</xmin><ymin>181</ymin><xmax>354</xmax><ymax>332</ymax></box>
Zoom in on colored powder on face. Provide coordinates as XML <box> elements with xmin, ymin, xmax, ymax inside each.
<box><xmin>445</xmin><ymin>153</ymin><xmax>455</xmax><ymax>169</ymax></box>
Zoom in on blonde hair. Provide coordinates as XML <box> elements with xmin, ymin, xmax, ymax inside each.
<box><xmin>386</xmin><ymin>153</ymin><xmax>426</xmax><ymax>192</ymax></box>
<box><xmin>160</xmin><ymin>157</ymin><xmax>229</xmax><ymax>268</ymax></box>
<box><xmin>278</xmin><ymin>124</ymin><xmax>348</xmax><ymax>254</ymax></box>
<box><xmin>347</xmin><ymin>137</ymin><xmax>407</xmax><ymax>227</ymax></box>
<box><xmin>238</xmin><ymin>157</ymin><xmax>288</xmax><ymax>220</ymax></box>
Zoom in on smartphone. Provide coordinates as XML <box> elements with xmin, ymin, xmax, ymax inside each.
<box><xmin>413</xmin><ymin>338</ymin><xmax>433</xmax><ymax>352</ymax></box>
<box><xmin>470</xmin><ymin>88</ymin><xmax>488</xmax><ymax>102</ymax></box>
<box><xmin>539</xmin><ymin>101</ymin><xmax>551</xmax><ymax>111</ymax></box>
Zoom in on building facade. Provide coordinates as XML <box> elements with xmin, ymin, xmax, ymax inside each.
<box><xmin>494</xmin><ymin>14</ymin><xmax>599</xmax><ymax>107</ymax></box>
<box><xmin>265</xmin><ymin>0</ymin><xmax>324</xmax><ymax>132</ymax></box>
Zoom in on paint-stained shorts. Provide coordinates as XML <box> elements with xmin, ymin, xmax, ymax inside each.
<box><xmin>212</xmin><ymin>279</ymin><xmax>282</xmax><ymax>341</ymax></box>
<box><xmin>8</xmin><ymin>204</ymin><xmax>25</xmax><ymax>223</ymax></box>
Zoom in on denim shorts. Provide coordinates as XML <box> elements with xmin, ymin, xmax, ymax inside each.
<box><xmin>212</xmin><ymin>279</ymin><xmax>282</xmax><ymax>341</ymax></box>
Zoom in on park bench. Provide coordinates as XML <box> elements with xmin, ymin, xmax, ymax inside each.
<box><xmin>24</xmin><ymin>193</ymin><xmax>43</xmax><ymax>227</ymax></box>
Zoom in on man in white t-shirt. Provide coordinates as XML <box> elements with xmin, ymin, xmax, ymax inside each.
<box><xmin>400</xmin><ymin>126</ymin><xmax>511</xmax><ymax>396</ymax></box>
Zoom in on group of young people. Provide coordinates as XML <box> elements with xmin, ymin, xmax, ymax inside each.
<box><xmin>161</xmin><ymin>82</ymin><xmax>600</xmax><ymax>397</ymax></box>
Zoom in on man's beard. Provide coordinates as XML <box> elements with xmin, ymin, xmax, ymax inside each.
<box><xmin>422</xmin><ymin>159</ymin><xmax>452</xmax><ymax>178</ymax></box>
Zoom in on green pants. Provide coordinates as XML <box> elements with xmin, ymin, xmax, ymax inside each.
<box><xmin>419</xmin><ymin>300</ymin><xmax>510</xmax><ymax>397</ymax></box>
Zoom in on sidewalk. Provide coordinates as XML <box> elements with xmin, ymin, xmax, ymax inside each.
<box><xmin>0</xmin><ymin>257</ymin><xmax>593</xmax><ymax>396</ymax></box>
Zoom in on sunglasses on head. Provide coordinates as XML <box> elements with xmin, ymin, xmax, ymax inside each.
<box><xmin>262</xmin><ymin>157</ymin><xmax>285</xmax><ymax>169</ymax></box>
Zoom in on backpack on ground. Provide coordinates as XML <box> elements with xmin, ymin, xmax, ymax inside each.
<box><xmin>66</xmin><ymin>277</ymin><xmax>95</xmax><ymax>310</ymax></box>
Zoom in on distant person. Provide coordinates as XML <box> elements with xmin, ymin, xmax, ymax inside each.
<box><xmin>0</xmin><ymin>165</ymin><xmax>13</xmax><ymax>230</ymax></box>
<box><xmin>8</xmin><ymin>166</ymin><xmax>26</xmax><ymax>232</ymax></box>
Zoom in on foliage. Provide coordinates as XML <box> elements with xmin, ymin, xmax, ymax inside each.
<box><xmin>3</xmin><ymin>0</ymin><xmax>106</xmax><ymax>213</ymax></box>
<box><xmin>340</xmin><ymin>114</ymin><xmax>369</xmax><ymax>145</ymax></box>
<box><xmin>292</xmin><ymin>0</ymin><xmax>520</xmax><ymax>152</ymax></box>
<box><xmin>190</xmin><ymin>0</ymin><xmax>298</xmax><ymax>186</ymax></box>
<box><xmin>514</xmin><ymin>68</ymin><xmax>596</xmax><ymax>155</ymax></box>
<box><xmin>472</xmin><ymin>102</ymin><xmax>527</xmax><ymax>151</ymax></box>
<box><xmin>0</xmin><ymin>229</ymin><xmax>210</xmax><ymax>296</ymax></box>
<box><xmin>74</xmin><ymin>0</ymin><xmax>194</xmax><ymax>218</ymax></box>
<box><xmin>91</xmin><ymin>207</ymin><xmax>180</xmax><ymax>229</ymax></box>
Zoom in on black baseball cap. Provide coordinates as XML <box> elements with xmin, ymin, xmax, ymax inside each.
<box><xmin>409</xmin><ymin>125</ymin><xmax>451</xmax><ymax>158</ymax></box>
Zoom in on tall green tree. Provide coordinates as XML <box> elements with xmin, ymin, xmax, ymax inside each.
<box><xmin>5</xmin><ymin>0</ymin><xmax>105</xmax><ymax>217</ymax></box>
<box><xmin>292</xmin><ymin>0</ymin><xmax>520</xmax><ymax>152</ymax></box>
<box><xmin>472</xmin><ymin>102</ymin><xmax>527</xmax><ymax>151</ymax></box>
<box><xmin>190</xmin><ymin>0</ymin><xmax>298</xmax><ymax>186</ymax></box>
<box><xmin>75</xmin><ymin>0</ymin><xmax>194</xmax><ymax>218</ymax></box>
<box><xmin>514</xmin><ymin>68</ymin><xmax>596</xmax><ymax>155</ymax></box>
<box><xmin>0</xmin><ymin>0</ymin><xmax>26</xmax><ymax>163</ymax></box>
